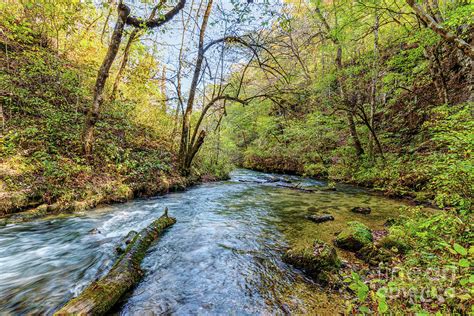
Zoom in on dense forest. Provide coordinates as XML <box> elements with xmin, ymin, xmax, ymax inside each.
<box><xmin>0</xmin><ymin>0</ymin><xmax>472</xmax><ymax>314</ymax></box>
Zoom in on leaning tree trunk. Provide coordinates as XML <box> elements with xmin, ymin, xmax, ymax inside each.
<box><xmin>335</xmin><ymin>46</ymin><xmax>364</xmax><ymax>158</ymax></box>
<box><xmin>110</xmin><ymin>28</ymin><xmax>139</xmax><ymax>101</ymax></box>
<box><xmin>54</xmin><ymin>211</ymin><xmax>176</xmax><ymax>315</ymax></box>
<box><xmin>83</xmin><ymin>3</ymin><xmax>130</xmax><ymax>158</ymax></box>
<box><xmin>179</xmin><ymin>0</ymin><xmax>214</xmax><ymax>175</ymax></box>
<box><xmin>406</xmin><ymin>0</ymin><xmax>474</xmax><ymax>60</ymax></box>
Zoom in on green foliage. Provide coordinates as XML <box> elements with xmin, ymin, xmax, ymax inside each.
<box><xmin>344</xmin><ymin>208</ymin><xmax>473</xmax><ymax>314</ymax></box>
<box><xmin>443</xmin><ymin>3</ymin><xmax>474</xmax><ymax>29</ymax></box>
<box><xmin>0</xmin><ymin>8</ymin><xmax>179</xmax><ymax>212</ymax></box>
<box><xmin>424</xmin><ymin>103</ymin><xmax>473</xmax><ymax>209</ymax></box>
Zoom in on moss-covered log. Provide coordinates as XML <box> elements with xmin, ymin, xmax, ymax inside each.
<box><xmin>54</xmin><ymin>210</ymin><xmax>176</xmax><ymax>315</ymax></box>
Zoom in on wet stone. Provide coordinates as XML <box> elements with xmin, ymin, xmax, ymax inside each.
<box><xmin>306</xmin><ymin>214</ymin><xmax>334</xmax><ymax>223</ymax></box>
<box><xmin>350</xmin><ymin>207</ymin><xmax>371</xmax><ymax>214</ymax></box>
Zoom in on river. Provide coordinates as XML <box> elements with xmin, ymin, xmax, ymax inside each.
<box><xmin>0</xmin><ymin>169</ymin><xmax>411</xmax><ymax>315</ymax></box>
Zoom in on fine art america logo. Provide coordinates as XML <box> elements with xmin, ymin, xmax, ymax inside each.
<box><xmin>362</xmin><ymin>264</ymin><xmax>470</xmax><ymax>305</ymax></box>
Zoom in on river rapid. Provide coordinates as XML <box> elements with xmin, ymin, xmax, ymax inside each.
<box><xmin>0</xmin><ymin>169</ymin><xmax>412</xmax><ymax>315</ymax></box>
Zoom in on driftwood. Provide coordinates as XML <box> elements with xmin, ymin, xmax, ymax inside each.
<box><xmin>55</xmin><ymin>210</ymin><xmax>176</xmax><ymax>315</ymax></box>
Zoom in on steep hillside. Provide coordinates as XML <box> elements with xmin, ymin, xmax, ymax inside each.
<box><xmin>0</xmin><ymin>21</ymin><xmax>187</xmax><ymax>219</ymax></box>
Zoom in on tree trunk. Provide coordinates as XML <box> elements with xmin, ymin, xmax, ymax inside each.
<box><xmin>365</xmin><ymin>119</ymin><xmax>385</xmax><ymax>160</ymax></box>
<box><xmin>347</xmin><ymin>110</ymin><xmax>364</xmax><ymax>157</ymax></box>
<box><xmin>110</xmin><ymin>5</ymin><xmax>160</xmax><ymax>102</ymax></box>
<box><xmin>54</xmin><ymin>211</ymin><xmax>176</xmax><ymax>315</ymax></box>
<box><xmin>110</xmin><ymin>28</ymin><xmax>139</xmax><ymax>101</ymax></box>
<box><xmin>336</xmin><ymin>46</ymin><xmax>364</xmax><ymax>158</ymax></box>
<box><xmin>406</xmin><ymin>0</ymin><xmax>474</xmax><ymax>59</ymax></box>
<box><xmin>160</xmin><ymin>65</ymin><xmax>167</xmax><ymax>112</ymax></box>
<box><xmin>83</xmin><ymin>3</ymin><xmax>130</xmax><ymax>158</ymax></box>
<box><xmin>314</xmin><ymin>5</ymin><xmax>364</xmax><ymax>157</ymax></box>
<box><xmin>100</xmin><ymin>1</ymin><xmax>115</xmax><ymax>44</ymax></box>
<box><xmin>368</xmin><ymin>13</ymin><xmax>379</xmax><ymax>160</ymax></box>
<box><xmin>179</xmin><ymin>0</ymin><xmax>214</xmax><ymax>175</ymax></box>
<box><xmin>83</xmin><ymin>0</ymin><xmax>185</xmax><ymax>157</ymax></box>
<box><xmin>171</xmin><ymin>9</ymin><xmax>190</xmax><ymax>150</ymax></box>
<box><xmin>425</xmin><ymin>44</ymin><xmax>449</xmax><ymax>104</ymax></box>
<box><xmin>183</xmin><ymin>130</ymin><xmax>206</xmax><ymax>175</ymax></box>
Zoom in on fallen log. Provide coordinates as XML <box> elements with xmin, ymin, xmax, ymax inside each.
<box><xmin>55</xmin><ymin>209</ymin><xmax>176</xmax><ymax>315</ymax></box>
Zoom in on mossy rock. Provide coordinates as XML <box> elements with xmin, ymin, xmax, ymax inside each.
<box><xmin>379</xmin><ymin>227</ymin><xmax>411</xmax><ymax>254</ymax></box>
<box><xmin>334</xmin><ymin>221</ymin><xmax>373</xmax><ymax>251</ymax></box>
<box><xmin>283</xmin><ymin>239</ymin><xmax>341</xmax><ymax>283</ymax></box>
<box><xmin>356</xmin><ymin>243</ymin><xmax>393</xmax><ymax>266</ymax></box>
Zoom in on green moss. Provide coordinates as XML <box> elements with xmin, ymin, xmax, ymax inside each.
<box><xmin>356</xmin><ymin>243</ymin><xmax>393</xmax><ymax>265</ymax></box>
<box><xmin>334</xmin><ymin>221</ymin><xmax>373</xmax><ymax>251</ymax></box>
<box><xmin>379</xmin><ymin>227</ymin><xmax>411</xmax><ymax>254</ymax></box>
<box><xmin>283</xmin><ymin>239</ymin><xmax>341</xmax><ymax>283</ymax></box>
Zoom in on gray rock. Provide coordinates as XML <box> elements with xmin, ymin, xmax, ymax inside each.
<box><xmin>351</xmin><ymin>207</ymin><xmax>371</xmax><ymax>214</ymax></box>
<box><xmin>306</xmin><ymin>214</ymin><xmax>334</xmax><ymax>223</ymax></box>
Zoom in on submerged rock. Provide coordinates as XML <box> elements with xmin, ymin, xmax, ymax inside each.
<box><xmin>88</xmin><ymin>228</ymin><xmax>101</xmax><ymax>235</ymax></box>
<box><xmin>320</xmin><ymin>186</ymin><xmax>337</xmax><ymax>192</ymax></box>
<box><xmin>306</xmin><ymin>214</ymin><xmax>334</xmax><ymax>223</ymax></box>
<box><xmin>351</xmin><ymin>207</ymin><xmax>371</xmax><ymax>214</ymax></box>
<box><xmin>283</xmin><ymin>240</ymin><xmax>341</xmax><ymax>283</ymax></box>
<box><xmin>334</xmin><ymin>221</ymin><xmax>373</xmax><ymax>251</ymax></box>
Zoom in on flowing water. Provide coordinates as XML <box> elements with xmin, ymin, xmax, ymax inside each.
<box><xmin>0</xmin><ymin>169</ymin><xmax>413</xmax><ymax>315</ymax></box>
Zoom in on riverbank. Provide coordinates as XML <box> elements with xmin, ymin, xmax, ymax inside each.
<box><xmin>251</xmin><ymin>164</ymin><xmax>472</xmax><ymax>314</ymax></box>
<box><xmin>242</xmin><ymin>162</ymin><xmax>441</xmax><ymax>209</ymax></box>
<box><xmin>0</xmin><ymin>173</ymin><xmax>187</xmax><ymax>225</ymax></box>
<box><xmin>0</xmin><ymin>26</ymin><xmax>228</xmax><ymax>224</ymax></box>
<box><xmin>0</xmin><ymin>166</ymin><xmax>228</xmax><ymax>225</ymax></box>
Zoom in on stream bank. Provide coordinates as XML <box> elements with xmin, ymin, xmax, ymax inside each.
<box><xmin>0</xmin><ymin>172</ymin><xmax>226</xmax><ymax>226</ymax></box>
<box><xmin>242</xmin><ymin>162</ymin><xmax>439</xmax><ymax>208</ymax></box>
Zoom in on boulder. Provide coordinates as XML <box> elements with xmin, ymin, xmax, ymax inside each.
<box><xmin>283</xmin><ymin>240</ymin><xmax>341</xmax><ymax>283</ymax></box>
<box><xmin>334</xmin><ymin>221</ymin><xmax>373</xmax><ymax>251</ymax></box>
<box><xmin>351</xmin><ymin>207</ymin><xmax>371</xmax><ymax>214</ymax></box>
<box><xmin>306</xmin><ymin>214</ymin><xmax>334</xmax><ymax>223</ymax></box>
